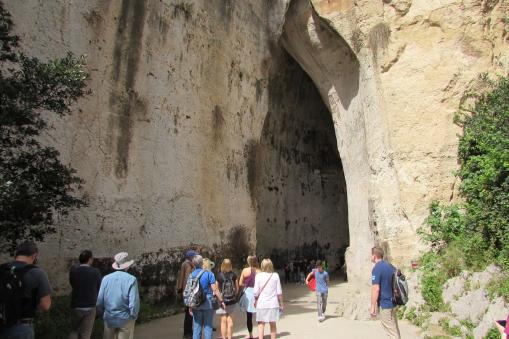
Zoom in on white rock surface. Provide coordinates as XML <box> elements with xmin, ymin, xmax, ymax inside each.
<box><xmin>474</xmin><ymin>297</ymin><xmax>507</xmax><ymax>339</ymax></box>
<box><xmin>451</xmin><ymin>289</ymin><xmax>490</xmax><ymax>321</ymax></box>
<box><xmin>443</xmin><ymin>274</ymin><xmax>468</xmax><ymax>304</ymax></box>
<box><xmin>2</xmin><ymin>0</ymin><xmax>508</xmax><ymax>300</ymax></box>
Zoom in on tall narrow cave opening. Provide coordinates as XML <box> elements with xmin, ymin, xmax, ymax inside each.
<box><xmin>255</xmin><ymin>51</ymin><xmax>349</xmax><ymax>275</ymax></box>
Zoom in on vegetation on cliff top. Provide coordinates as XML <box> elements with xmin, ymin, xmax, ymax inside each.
<box><xmin>419</xmin><ymin>74</ymin><xmax>509</xmax><ymax>310</ymax></box>
<box><xmin>0</xmin><ymin>2</ymin><xmax>88</xmax><ymax>252</ymax></box>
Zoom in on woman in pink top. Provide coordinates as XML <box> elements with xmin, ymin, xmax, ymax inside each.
<box><xmin>239</xmin><ymin>256</ymin><xmax>260</xmax><ymax>339</ymax></box>
<box><xmin>253</xmin><ymin>259</ymin><xmax>283</xmax><ymax>339</ymax></box>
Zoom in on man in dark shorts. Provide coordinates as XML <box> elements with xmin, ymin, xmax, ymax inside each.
<box><xmin>370</xmin><ymin>246</ymin><xmax>400</xmax><ymax>339</ymax></box>
<box><xmin>69</xmin><ymin>250</ymin><xmax>102</xmax><ymax>339</ymax></box>
<box><xmin>0</xmin><ymin>241</ymin><xmax>52</xmax><ymax>339</ymax></box>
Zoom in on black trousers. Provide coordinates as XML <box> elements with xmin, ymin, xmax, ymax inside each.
<box><xmin>184</xmin><ymin>309</ymin><xmax>193</xmax><ymax>336</ymax></box>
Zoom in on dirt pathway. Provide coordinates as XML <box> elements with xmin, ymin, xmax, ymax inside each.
<box><xmin>135</xmin><ymin>280</ymin><xmax>422</xmax><ymax>338</ymax></box>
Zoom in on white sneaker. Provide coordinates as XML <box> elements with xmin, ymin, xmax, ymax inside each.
<box><xmin>318</xmin><ymin>316</ymin><xmax>325</xmax><ymax>322</ymax></box>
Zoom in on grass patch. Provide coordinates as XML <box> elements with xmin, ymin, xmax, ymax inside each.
<box><xmin>438</xmin><ymin>318</ymin><xmax>462</xmax><ymax>337</ymax></box>
<box><xmin>487</xmin><ymin>273</ymin><xmax>509</xmax><ymax>302</ymax></box>
<box><xmin>403</xmin><ymin>306</ymin><xmax>430</xmax><ymax>329</ymax></box>
<box><xmin>486</xmin><ymin>326</ymin><xmax>503</xmax><ymax>339</ymax></box>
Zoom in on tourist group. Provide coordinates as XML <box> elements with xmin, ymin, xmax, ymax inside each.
<box><xmin>0</xmin><ymin>241</ymin><xmax>410</xmax><ymax>339</ymax></box>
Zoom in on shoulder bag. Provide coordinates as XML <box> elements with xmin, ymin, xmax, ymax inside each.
<box><xmin>254</xmin><ymin>273</ymin><xmax>273</xmax><ymax>308</ymax></box>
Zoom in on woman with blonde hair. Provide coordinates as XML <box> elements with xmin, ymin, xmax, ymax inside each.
<box><xmin>239</xmin><ymin>255</ymin><xmax>261</xmax><ymax>339</ymax></box>
<box><xmin>253</xmin><ymin>258</ymin><xmax>283</xmax><ymax>339</ymax></box>
<box><xmin>203</xmin><ymin>258</ymin><xmax>215</xmax><ymax>271</ymax></box>
<box><xmin>216</xmin><ymin>259</ymin><xmax>238</xmax><ymax>339</ymax></box>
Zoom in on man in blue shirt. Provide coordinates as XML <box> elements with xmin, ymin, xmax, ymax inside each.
<box><xmin>306</xmin><ymin>260</ymin><xmax>329</xmax><ymax>322</ymax></box>
<box><xmin>96</xmin><ymin>252</ymin><xmax>140</xmax><ymax>339</ymax></box>
<box><xmin>370</xmin><ymin>246</ymin><xmax>400</xmax><ymax>339</ymax></box>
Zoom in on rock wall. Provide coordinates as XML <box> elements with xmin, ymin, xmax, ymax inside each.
<box><xmin>2</xmin><ymin>0</ymin><xmax>509</xmax><ymax>302</ymax></box>
<box><xmin>3</xmin><ymin>0</ymin><xmax>274</xmax><ymax>297</ymax></box>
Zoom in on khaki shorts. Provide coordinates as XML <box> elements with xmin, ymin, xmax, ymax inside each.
<box><xmin>379</xmin><ymin>307</ymin><xmax>401</xmax><ymax>339</ymax></box>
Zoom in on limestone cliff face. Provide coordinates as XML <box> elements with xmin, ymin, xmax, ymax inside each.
<box><xmin>4</xmin><ymin>0</ymin><xmax>273</xmax><ymax>297</ymax></box>
<box><xmin>281</xmin><ymin>0</ymin><xmax>509</xmax><ymax>282</ymax></box>
<box><xmin>3</xmin><ymin>0</ymin><xmax>508</xmax><ymax>300</ymax></box>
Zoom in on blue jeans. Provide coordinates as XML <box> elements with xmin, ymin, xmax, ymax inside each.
<box><xmin>192</xmin><ymin>309</ymin><xmax>214</xmax><ymax>339</ymax></box>
<box><xmin>0</xmin><ymin>324</ymin><xmax>34</xmax><ymax>339</ymax></box>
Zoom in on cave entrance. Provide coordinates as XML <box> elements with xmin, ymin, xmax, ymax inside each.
<box><xmin>255</xmin><ymin>51</ymin><xmax>349</xmax><ymax>276</ymax></box>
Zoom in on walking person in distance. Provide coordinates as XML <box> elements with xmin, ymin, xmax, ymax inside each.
<box><xmin>306</xmin><ymin>260</ymin><xmax>329</xmax><ymax>322</ymax></box>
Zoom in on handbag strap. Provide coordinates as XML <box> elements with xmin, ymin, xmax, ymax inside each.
<box><xmin>257</xmin><ymin>273</ymin><xmax>273</xmax><ymax>297</ymax></box>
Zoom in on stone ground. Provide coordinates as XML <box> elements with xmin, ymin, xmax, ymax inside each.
<box><xmin>135</xmin><ymin>279</ymin><xmax>422</xmax><ymax>338</ymax></box>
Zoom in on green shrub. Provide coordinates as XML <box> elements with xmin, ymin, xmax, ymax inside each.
<box><xmin>438</xmin><ymin>318</ymin><xmax>463</xmax><ymax>337</ymax></box>
<box><xmin>405</xmin><ymin>306</ymin><xmax>417</xmax><ymax>321</ymax></box>
<box><xmin>455</xmin><ymin>75</ymin><xmax>509</xmax><ymax>269</ymax></box>
<box><xmin>485</xmin><ymin>326</ymin><xmax>503</xmax><ymax>339</ymax></box>
<box><xmin>413</xmin><ymin>310</ymin><xmax>431</xmax><ymax>328</ymax></box>
<box><xmin>419</xmin><ymin>75</ymin><xmax>509</xmax><ymax>305</ymax></box>
<box><xmin>487</xmin><ymin>273</ymin><xmax>509</xmax><ymax>302</ymax></box>
<box><xmin>397</xmin><ymin>305</ymin><xmax>406</xmax><ymax>320</ymax></box>
<box><xmin>419</xmin><ymin>252</ymin><xmax>448</xmax><ymax>311</ymax></box>
<box><xmin>422</xmin><ymin>273</ymin><xmax>445</xmax><ymax>311</ymax></box>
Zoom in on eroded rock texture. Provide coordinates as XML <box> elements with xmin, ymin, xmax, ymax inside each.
<box><xmin>3</xmin><ymin>0</ymin><xmax>508</xmax><ymax>302</ymax></box>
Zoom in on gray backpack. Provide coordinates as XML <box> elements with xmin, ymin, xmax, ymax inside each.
<box><xmin>183</xmin><ymin>270</ymin><xmax>206</xmax><ymax>307</ymax></box>
<box><xmin>392</xmin><ymin>268</ymin><xmax>409</xmax><ymax>306</ymax></box>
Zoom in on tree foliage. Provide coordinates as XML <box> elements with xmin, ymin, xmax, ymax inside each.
<box><xmin>0</xmin><ymin>3</ymin><xmax>88</xmax><ymax>252</ymax></box>
<box><xmin>420</xmin><ymin>74</ymin><xmax>509</xmax><ymax>270</ymax></box>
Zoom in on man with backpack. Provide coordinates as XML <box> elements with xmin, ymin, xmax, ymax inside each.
<box><xmin>177</xmin><ymin>250</ymin><xmax>196</xmax><ymax>339</ymax></box>
<box><xmin>370</xmin><ymin>246</ymin><xmax>401</xmax><ymax>339</ymax></box>
<box><xmin>0</xmin><ymin>241</ymin><xmax>52</xmax><ymax>339</ymax></box>
<box><xmin>183</xmin><ymin>255</ymin><xmax>224</xmax><ymax>339</ymax></box>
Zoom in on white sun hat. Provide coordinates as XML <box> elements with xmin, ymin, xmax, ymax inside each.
<box><xmin>112</xmin><ymin>252</ymin><xmax>135</xmax><ymax>270</ymax></box>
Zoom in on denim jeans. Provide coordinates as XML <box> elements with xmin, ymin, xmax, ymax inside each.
<box><xmin>316</xmin><ymin>292</ymin><xmax>328</xmax><ymax>317</ymax></box>
<box><xmin>192</xmin><ymin>309</ymin><xmax>214</xmax><ymax>339</ymax></box>
<box><xmin>0</xmin><ymin>323</ymin><xmax>34</xmax><ymax>339</ymax></box>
